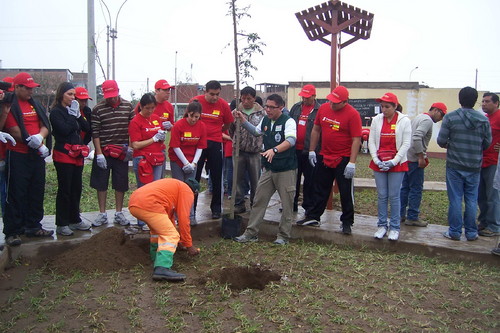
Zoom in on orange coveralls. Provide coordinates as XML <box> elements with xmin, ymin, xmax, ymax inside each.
<box><xmin>128</xmin><ymin>178</ymin><xmax>194</xmax><ymax>269</ymax></box>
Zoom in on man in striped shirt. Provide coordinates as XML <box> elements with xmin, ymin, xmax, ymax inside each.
<box><xmin>437</xmin><ymin>86</ymin><xmax>492</xmax><ymax>241</ymax></box>
<box><xmin>90</xmin><ymin>80</ymin><xmax>135</xmax><ymax>227</ymax></box>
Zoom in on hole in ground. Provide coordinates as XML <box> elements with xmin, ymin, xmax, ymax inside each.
<box><xmin>212</xmin><ymin>264</ymin><xmax>281</xmax><ymax>290</ymax></box>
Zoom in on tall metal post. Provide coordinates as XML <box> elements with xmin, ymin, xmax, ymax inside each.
<box><xmin>87</xmin><ymin>0</ymin><xmax>96</xmax><ymax>106</ymax></box>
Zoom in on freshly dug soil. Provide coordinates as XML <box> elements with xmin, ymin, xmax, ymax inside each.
<box><xmin>47</xmin><ymin>227</ymin><xmax>150</xmax><ymax>274</ymax></box>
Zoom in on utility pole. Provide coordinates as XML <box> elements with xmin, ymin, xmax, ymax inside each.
<box><xmin>100</xmin><ymin>0</ymin><xmax>128</xmax><ymax>80</ymax></box>
<box><xmin>87</xmin><ymin>0</ymin><xmax>96</xmax><ymax>107</ymax></box>
<box><xmin>174</xmin><ymin>51</ymin><xmax>178</xmax><ymax>120</ymax></box>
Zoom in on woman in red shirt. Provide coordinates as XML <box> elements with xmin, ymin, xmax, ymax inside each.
<box><xmin>168</xmin><ymin>101</ymin><xmax>207</xmax><ymax>225</ymax></box>
<box><xmin>129</xmin><ymin>93</ymin><xmax>166</xmax><ymax>230</ymax></box>
<box><xmin>368</xmin><ymin>93</ymin><xmax>411</xmax><ymax>241</ymax></box>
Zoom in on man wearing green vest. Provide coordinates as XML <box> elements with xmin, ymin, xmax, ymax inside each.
<box><xmin>233</xmin><ymin>94</ymin><xmax>297</xmax><ymax>245</ymax></box>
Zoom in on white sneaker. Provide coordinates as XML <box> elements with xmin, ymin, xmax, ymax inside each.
<box><xmin>388</xmin><ymin>230</ymin><xmax>400</xmax><ymax>241</ymax></box>
<box><xmin>92</xmin><ymin>213</ymin><xmax>108</xmax><ymax>227</ymax></box>
<box><xmin>374</xmin><ymin>227</ymin><xmax>387</xmax><ymax>239</ymax></box>
<box><xmin>69</xmin><ymin>221</ymin><xmax>92</xmax><ymax>231</ymax></box>
<box><xmin>114</xmin><ymin>211</ymin><xmax>130</xmax><ymax>226</ymax></box>
<box><xmin>56</xmin><ymin>226</ymin><xmax>74</xmax><ymax>236</ymax></box>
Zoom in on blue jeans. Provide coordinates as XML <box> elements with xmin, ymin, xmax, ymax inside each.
<box><xmin>446</xmin><ymin>167</ymin><xmax>480</xmax><ymax>239</ymax></box>
<box><xmin>373</xmin><ymin>171</ymin><xmax>405</xmax><ymax>231</ymax></box>
<box><xmin>400</xmin><ymin>162</ymin><xmax>424</xmax><ymax>221</ymax></box>
<box><xmin>478</xmin><ymin>165</ymin><xmax>500</xmax><ymax>233</ymax></box>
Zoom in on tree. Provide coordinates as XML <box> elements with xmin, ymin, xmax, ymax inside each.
<box><xmin>227</xmin><ymin>0</ymin><xmax>265</xmax><ymax>218</ymax></box>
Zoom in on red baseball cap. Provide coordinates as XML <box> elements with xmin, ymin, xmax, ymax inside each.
<box><xmin>13</xmin><ymin>72</ymin><xmax>40</xmax><ymax>88</ymax></box>
<box><xmin>155</xmin><ymin>79</ymin><xmax>175</xmax><ymax>90</ymax></box>
<box><xmin>298</xmin><ymin>84</ymin><xmax>316</xmax><ymax>98</ymax></box>
<box><xmin>75</xmin><ymin>87</ymin><xmax>93</xmax><ymax>100</ymax></box>
<box><xmin>2</xmin><ymin>77</ymin><xmax>15</xmax><ymax>92</ymax></box>
<box><xmin>431</xmin><ymin>102</ymin><xmax>447</xmax><ymax>114</ymax></box>
<box><xmin>376</xmin><ymin>92</ymin><xmax>399</xmax><ymax>105</ymax></box>
<box><xmin>102</xmin><ymin>80</ymin><xmax>119</xmax><ymax>99</ymax></box>
<box><xmin>326</xmin><ymin>86</ymin><xmax>349</xmax><ymax>103</ymax></box>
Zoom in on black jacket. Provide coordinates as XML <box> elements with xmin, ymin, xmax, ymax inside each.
<box><xmin>49</xmin><ymin>104</ymin><xmax>91</xmax><ymax>154</ymax></box>
<box><xmin>289</xmin><ymin>100</ymin><xmax>321</xmax><ymax>154</ymax></box>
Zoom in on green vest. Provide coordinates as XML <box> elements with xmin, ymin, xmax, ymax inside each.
<box><xmin>260</xmin><ymin>113</ymin><xmax>297</xmax><ymax>172</ymax></box>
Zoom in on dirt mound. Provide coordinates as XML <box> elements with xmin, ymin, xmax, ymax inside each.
<box><xmin>211</xmin><ymin>264</ymin><xmax>281</xmax><ymax>290</ymax></box>
<box><xmin>48</xmin><ymin>227</ymin><xmax>150</xmax><ymax>274</ymax></box>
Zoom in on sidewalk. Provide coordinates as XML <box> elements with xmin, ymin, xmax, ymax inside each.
<box><xmin>1</xmin><ymin>187</ymin><xmax>498</xmax><ymax>271</ymax></box>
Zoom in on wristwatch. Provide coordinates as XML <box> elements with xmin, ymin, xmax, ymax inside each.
<box><xmin>273</xmin><ymin>147</ymin><xmax>278</xmax><ymax>154</ymax></box>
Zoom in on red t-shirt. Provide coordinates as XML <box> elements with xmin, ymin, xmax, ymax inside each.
<box><xmin>168</xmin><ymin>118</ymin><xmax>207</xmax><ymax>168</ymax></box>
<box><xmin>0</xmin><ymin>143</ymin><xmax>6</xmax><ymax>160</ymax></box>
<box><xmin>154</xmin><ymin>101</ymin><xmax>175</xmax><ymax>124</ymax></box>
<box><xmin>223</xmin><ymin>130</ymin><xmax>233</xmax><ymax>158</ymax></box>
<box><xmin>128</xmin><ymin>113</ymin><xmax>165</xmax><ymax>157</ymax></box>
<box><xmin>191</xmin><ymin>95</ymin><xmax>233</xmax><ymax>142</ymax></box>
<box><xmin>315</xmin><ymin>103</ymin><xmax>362</xmax><ymax>165</ymax></box>
<box><xmin>483</xmin><ymin>109</ymin><xmax>500</xmax><ymax>167</ymax></box>
<box><xmin>5</xmin><ymin>99</ymin><xmax>41</xmax><ymax>153</ymax></box>
<box><xmin>369</xmin><ymin>113</ymin><xmax>408</xmax><ymax>172</ymax></box>
<box><xmin>295</xmin><ymin>104</ymin><xmax>314</xmax><ymax>150</ymax></box>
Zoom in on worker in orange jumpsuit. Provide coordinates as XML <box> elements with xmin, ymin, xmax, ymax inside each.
<box><xmin>128</xmin><ymin>178</ymin><xmax>200</xmax><ymax>281</ymax></box>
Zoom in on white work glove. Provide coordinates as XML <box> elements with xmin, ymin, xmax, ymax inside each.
<box><xmin>67</xmin><ymin>100</ymin><xmax>81</xmax><ymax>118</ymax></box>
<box><xmin>152</xmin><ymin>130</ymin><xmax>166</xmax><ymax>142</ymax></box>
<box><xmin>38</xmin><ymin>144</ymin><xmax>50</xmax><ymax>158</ymax></box>
<box><xmin>0</xmin><ymin>131</ymin><xmax>16</xmax><ymax>145</ymax></box>
<box><xmin>96</xmin><ymin>153</ymin><xmax>107</xmax><ymax>169</ymax></box>
<box><xmin>162</xmin><ymin>121</ymin><xmax>172</xmax><ymax>130</ymax></box>
<box><xmin>343</xmin><ymin>162</ymin><xmax>356</xmax><ymax>179</ymax></box>
<box><xmin>182</xmin><ymin>163</ymin><xmax>195</xmax><ymax>174</ymax></box>
<box><xmin>383</xmin><ymin>160</ymin><xmax>396</xmax><ymax>171</ymax></box>
<box><xmin>26</xmin><ymin>133</ymin><xmax>43</xmax><ymax>149</ymax></box>
<box><xmin>124</xmin><ymin>146</ymin><xmax>134</xmax><ymax>162</ymax></box>
<box><xmin>308</xmin><ymin>151</ymin><xmax>317</xmax><ymax>167</ymax></box>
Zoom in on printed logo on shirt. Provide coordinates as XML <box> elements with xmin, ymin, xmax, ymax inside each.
<box><xmin>145</xmin><ymin>126</ymin><xmax>161</xmax><ymax>132</ymax></box>
<box><xmin>202</xmin><ymin>112</ymin><xmax>220</xmax><ymax>119</ymax></box>
<box><xmin>299</xmin><ymin>114</ymin><xmax>308</xmax><ymax>127</ymax></box>
<box><xmin>163</xmin><ymin>113</ymin><xmax>169</xmax><ymax>118</ymax></box>
<box><xmin>391</xmin><ymin>124</ymin><xmax>396</xmax><ymax>131</ymax></box>
<box><xmin>275</xmin><ymin>125</ymin><xmax>282</xmax><ymax>131</ymax></box>
<box><xmin>184</xmin><ymin>132</ymin><xmax>192</xmax><ymax>137</ymax></box>
<box><xmin>321</xmin><ymin>116</ymin><xmax>341</xmax><ymax>131</ymax></box>
<box><xmin>152</xmin><ymin>120</ymin><xmax>159</xmax><ymax>126</ymax></box>
<box><xmin>23</xmin><ymin>105</ymin><xmax>37</xmax><ymax>119</ymax></box>
<box><xmin>212</xmin><ymin>110</ymin><xmax>220</xmax><ymax>115</ymax></box>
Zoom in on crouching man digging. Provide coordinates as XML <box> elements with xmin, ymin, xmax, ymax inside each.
<box><xmin>128</xmin><ymin>178</ymin><xmax>200</xmax><ymax>281</ymax></box>
<box><xmin>233</xmin><ymin>94</ymin><xmax>297</xmax><ymax>245</ymax></box>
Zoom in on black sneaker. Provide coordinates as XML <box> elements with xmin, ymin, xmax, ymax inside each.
<box><xmin>152</xmin><ymin>267</ymin><xmax>186</xmax><ymax>281</ymax></box>
<box><xmin>296</xmin><ymin>217</ymin><xmax>320</xmax><ymax>227</ymax></box>
<box><xmin>342</xmin><ymin>223</ymin><xmax>352</xmax><ymax>235</ymax></box>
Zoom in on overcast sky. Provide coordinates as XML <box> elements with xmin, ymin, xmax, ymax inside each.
<box><xmin>1</xmin><ymin>0</ymin><xmax>499</xmax><ymax>100</ymax></box>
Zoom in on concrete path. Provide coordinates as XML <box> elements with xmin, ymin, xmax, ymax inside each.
<box><xmin>1</xmin><ymin>188</ymin><xmax>498</xmax><ymax>271</ymax></box>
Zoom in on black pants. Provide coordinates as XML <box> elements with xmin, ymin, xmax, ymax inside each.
<box><xmin>295</xmin><ymin>149</ymin><xmax>315</xmax><ymax>211</ymax></box>
<box><xmin>195</xmin><ymin>140</ymin><xmax>223</xmax><ymax>214</ymax></box>
<box><xmin>3</xmin><ymin>150</ymin><xmax>45</xmax><ymax>237</ymax></box>
<box><xmin>54</xmin><ymin>161</ymin><xmax>83</xmax><ymax>227</ymax></box>
<box><xmin>306</xmin><ymin>155</ymin><xmax>354</xmax><ymax>225</ymax></box>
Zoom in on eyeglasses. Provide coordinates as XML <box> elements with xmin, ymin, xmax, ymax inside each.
<box><xmin>264</xmin><ymin>105</ymin><xmax>281</xmax><ymax>110</ymax></box>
